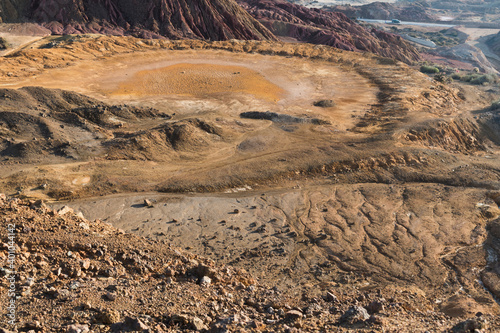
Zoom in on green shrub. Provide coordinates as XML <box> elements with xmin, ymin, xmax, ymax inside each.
<box><xmin>460</xmin><ymin>73</ymin><xmax>495</xmax><ymax>85</ymax></box>
<box><xmin>451</xmin><ymin>73</ymin><xmax>463</xmax><ymax>80</ymax></box>
<box><xmin>461</xmin><ymin>74</ymin><xmax>474</xmax><ymax>82</ymax></box>
<box><xmin>434</xmin><ymin>73</ymin><xmax>452</xmax><ymax>83</ymax></box>
<box><xmin>470</xmin><ymin>74</ymin><xmax>496</xmax><ymax>85</ymax></box>
<box><xmin>442</xmin><ymin>67</ymin><xmax>456</xmax><ymax>75</ymax></box>
<box><xmin>420</xmin><ymin>65</ymin><xmax>439</xmax><ymax>74</ymax></box>
<box><xmin>0</xmin><ymin>37</ymin><xmax>10</xmax><ymax>50</ymax></box>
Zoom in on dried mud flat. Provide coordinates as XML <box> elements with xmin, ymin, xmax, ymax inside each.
<box><xmin>1</xmin><ymin>34</ymin><xmax>500</xmax><ymax>332</ymax></box>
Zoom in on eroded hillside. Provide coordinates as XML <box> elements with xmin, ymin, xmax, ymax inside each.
<box><xmin>238</xmin><ymin>0</ymin><xmax>421</xmax><ymax>63</ymax></box>
<box><xmin>1</xmin><ymin>0</ymin><xmax>276</xmax><ymax>40</ymax></box>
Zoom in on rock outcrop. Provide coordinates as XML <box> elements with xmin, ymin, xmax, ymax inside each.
<box><xmin>0</xmin><ymin>0</ymin><xmax>276</xmax><ymax>41</ymax></box>
<box><xmin>0</xmin><ymin>0</ymin><xmax>421</xmax><ymax>62</ymax></box>
<box><xmin>325</xmin><ymin>1</ymin><xmax>436</xmax><ymax>22</ymax></box>
<box><xmin>238</xmin><ymin>0</ymin><xmax>421</xmax><ymax>63</ymax></box>
<box><xmin>487</xmin><ymin>31</ymin><xmax>500</xmax><ymax>57</ymax></box>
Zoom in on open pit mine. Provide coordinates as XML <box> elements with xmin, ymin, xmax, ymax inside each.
<box><xmin>1</xmin><ymin>0</ymin><xmax>500</xmax><ymax>332</ymax></box>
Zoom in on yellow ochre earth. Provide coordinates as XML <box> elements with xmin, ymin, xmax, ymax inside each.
<box><xmin>112</xmin><ymin>63</ymin><xmax>285</xmax><ymax>102</ymax></box>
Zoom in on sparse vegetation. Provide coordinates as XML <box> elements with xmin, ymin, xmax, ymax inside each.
<box><xmin>392</xmin><ymin>27</ymin><xmax>462</xmax><ymax>47</ymax></box>
<box><xmin>422</xmin><ymin>65</ymin><xmax>499</xmax><ymax>86</ymax></box>
<box><xmin>313</xmin><ymin>99</ymin><xmax>336</xmax><ymax>107</ymax></box>
<box><xmin>434</xmin><ymin>73</ymin><xmax>452</xmax><ymax>83</ymax></box>
<box><xmin>420</xmin><ymin>65</ymin><xmax>440</xmax><ymax>74</ymax></box>
<box><xmin>461</xmin><ymin>73</ymin><xmax>498</xmax><ymax>85</ymax></box>
<box><xmin>0</xmin><ymin>37</ymin><xmax>10</xmax><ymax>50</ymax></box>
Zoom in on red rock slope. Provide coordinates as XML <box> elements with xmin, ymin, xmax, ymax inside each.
<box><xmin>0</xmin><ymin>0</ymin><xmax>420</xmax><ymax>62</ymax></box>
<box><xmin>1</xmin><ymin>0</ymin><xmax>276</xmax><ymax>40</ymax></box>
<box><xmin>238</xmin><ymin>0</ymin><xmax>421</xmax><ymax>63</ymax></box>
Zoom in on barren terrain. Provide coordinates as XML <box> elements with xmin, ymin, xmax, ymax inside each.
<box><xmin>4</xmin><ymin>195</ymin><xmax>499</xmax><ymax>332</ymax></box>
<box><xmin>1</xmin><ymin>32</ymin><xmax>500</xmax><ymax>332</ymax></box>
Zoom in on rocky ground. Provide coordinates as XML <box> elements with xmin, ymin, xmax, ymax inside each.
<box><xmin>238</xmin><ymin>0</ymin><xmax>420</xmax><ymax>64</ymax></box>
<box><xmin>2</xmin><ymin>195</ymin><xmax>500</xmax><ymax>332</ymax></box>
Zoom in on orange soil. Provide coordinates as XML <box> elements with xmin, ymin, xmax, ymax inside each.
<box><xmin>111</xmin><ymin>63</ymin><xmax>285</xmax><ymax>102</ymax></box>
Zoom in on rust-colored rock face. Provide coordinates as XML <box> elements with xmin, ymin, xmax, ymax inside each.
<box><xmin>0</xmin><ymin>0</ymin><xmax>420</xmax><ymax>62</ymax></box>
<box><xmin>1</xmin><ymin>0</ymin><xmax>276</xmax><ymax>40</ymax></box>
<box><xmin>238</xmin><ymin>0</ymin><xmax>421</xmax><ymax>63</ymax></box>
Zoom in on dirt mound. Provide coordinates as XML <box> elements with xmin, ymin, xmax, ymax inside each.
<box><xmin>238</xmin><ymin>0</ymin><xmax>421</xmax><ymax>64</ymax></box>
<box><xmin>0</xmin><ymin>111</ymin><xmax>54</xmax><ymax>158</ymax></box>
<box><xmin>64</xmin><ymin>104</ymin><xmax>160</xmax><ymax>128</ymax></box>
<box><xmin>105</xmin><ymin>119</ymin><xmax>229</xmax><ymax>161</ymax></box>
<box><xmin>0</xmin><ymin>86</ymin><xmax>242</xmax><ymax>165</ymax></box>
<box><xmin>1</xmin><ymin>0</ymin><xmax>276</xmax><ymax>41</ymax></box>
<box><xmin>400</xmin><ymin>117</ymin><xmax>490</xmax><ymax>154</ymax></box>
<box><xmin>0</xmin><ymin>86</ymin><xmax>167</xmax><ymax>162</ymax></box>
<box><xmin>0</xmin><ymin>86</ymin><xmax>98</xmax><ymax>111</ymax></box>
